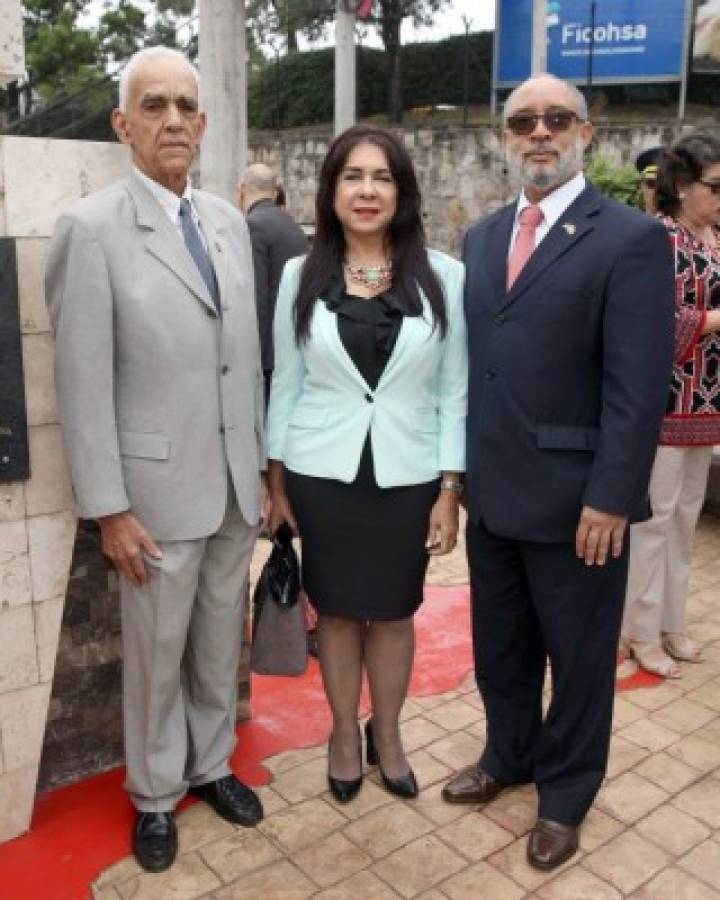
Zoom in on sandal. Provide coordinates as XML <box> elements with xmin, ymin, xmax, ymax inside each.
<box><xmin>662</xmin><ymin>633</ymin><xmax>702</xmax><ymax>663</ymax></box>
<box><xmin>628</xmin><ymin>641</ymin><xmax>682</xmax><ymax>679</ymax></box>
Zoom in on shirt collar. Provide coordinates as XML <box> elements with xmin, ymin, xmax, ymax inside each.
<box><xmin>133</xmin><ymin>165</ymin><xmax>194</xmax><ymax>222</ymax></box>
<box><xmin>516</xmin><ymin>171</ymin><xmax>586</xmax><ymax>231</ymax></box>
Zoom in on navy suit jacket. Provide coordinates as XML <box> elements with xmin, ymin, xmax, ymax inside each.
<box><xmin>464</xmin><ymin>183</ymin><xmax>675</xmax><ymax>543</ymax></box>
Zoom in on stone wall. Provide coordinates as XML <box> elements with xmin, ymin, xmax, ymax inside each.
<box><xmin>0</xmin><ymin>0</ymin><xmax>24</xmax><ymax>87</ymax></box>
<box><xmin>0</xmin><ymin>137</ymin><xmax>128</xmax><ymax>842</ymax></box>
<box><xmin>249</xmin><ymin>122</ymin><xmax>694</xmax><ymax>255</ymax></box>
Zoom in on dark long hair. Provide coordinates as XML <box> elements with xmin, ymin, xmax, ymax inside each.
<box><xmin>294</xmin><ymin>125</ymin><xmax>446</xmax><ymax>341</ymax></box>
<box><xmin>656</xmin><ymin>131</ymin><xmax>720</xmax><ymax>218</ymax></box>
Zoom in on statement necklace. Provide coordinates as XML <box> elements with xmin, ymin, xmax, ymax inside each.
<box><xmin>346</xmin><ymin>260</ymin><xmax>393</xmax><ymax>292</ymax></box>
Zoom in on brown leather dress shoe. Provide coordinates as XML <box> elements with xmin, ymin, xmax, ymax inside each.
<box><xmin>441</xmin><ymin>765</ymin><xmax>507</xmax><ymax>804</ymax></box>
<box><xmin>527</xmin><ymin>818</ymin><xmax>579</xmax><ymax>870</ymax></box>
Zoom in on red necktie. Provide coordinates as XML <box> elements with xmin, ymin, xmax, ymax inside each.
<box><xmin>507</xmin><ymin>204</ymin><xmax>544</xmax><ymax>290</ymax></box>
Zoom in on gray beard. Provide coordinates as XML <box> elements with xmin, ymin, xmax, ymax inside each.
<box><xmin>506</xmin><ymin>138</ymin><xmax>586</xmax><ymax>193</ymax></box>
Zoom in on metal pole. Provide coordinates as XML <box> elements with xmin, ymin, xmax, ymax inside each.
<box><xmin>275</xmin><ymin>45</ymin><xmax>281</xmax><ymax>141</ymax></box>
<box><xmin>678</xmin><ymin>0</ymin><xmax>693</xmax><ymax>122</ymax></box>
<box><xmin>490</xmin><ymin>0</ymin><xmax>499</xmax><ymax>123</ymax></box>
<box><xmin>335</xmin><ymin>0</ymin><xmax>356</xmax><ymax>135</ymax></box>
<box><xmin>531</xmin><ymin>0</ymin><xmax>547</xmax><ymax>74</ymax></box>
<box><xmin>462</xmin><ymin>16</ymin><xmax>473</xmax><ymax>127</ymax></box>
<box><xmin>586</xmin><ymin>1</ymin><xmax>596</xmax><ymax>103</ymax></box>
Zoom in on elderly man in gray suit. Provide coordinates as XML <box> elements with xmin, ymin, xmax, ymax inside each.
<box><xmin>45</xmin><ymin>47</ymin><xmax>266</xmax><ymax>872</ymax></box>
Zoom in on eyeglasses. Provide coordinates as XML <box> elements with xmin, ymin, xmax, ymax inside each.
<box><xmin>699</xmin><ymin>179</ymin><xmax>720</xmax><ymax>196</ymax></box>
<box><xmin>505</xmin><ymin>110</ymin><xmax>583</xmax><ymax>136</ymax></box>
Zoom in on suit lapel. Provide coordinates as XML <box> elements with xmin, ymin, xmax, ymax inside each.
<box><xmin>499</xmin><ymin>185</ymin><xmax>601</xmax><ymax>313</ymax></box>
<box><xmin>126</xmin><ymin>175</ymin><xmax>218</xmax><ymax>317</ymax></box>
<box><xmin>485</xmin><ymin>204</ymin><xmax>516</xmax><ymax>305</ymax></box>
<box><xmin>316</xmin><ymin>302</ymin><xmax>371</xmax><ymax>391</ymax></box>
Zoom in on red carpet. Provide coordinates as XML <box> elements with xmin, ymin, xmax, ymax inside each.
<box><xmin>0</xmin><ymin>585</ymin><xmax>473</xmax><ymax>900</ymax></box>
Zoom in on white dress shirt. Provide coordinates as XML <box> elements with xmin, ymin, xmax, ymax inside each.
<box><xmin>509</xmin><ymin>172</ymin><xmax>586</xmax><ymax>258</ymax></box>
<box><xmin>132</xmin><ymin>165</ymin><xmax>208</xmax><ymax>251</ymax></box>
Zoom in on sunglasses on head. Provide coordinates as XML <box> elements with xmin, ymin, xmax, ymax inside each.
<box><xmin>505</xmin><ymin>110</ymin><xmax>583</xmax><ymax>136</ymax></box>
<box><xmin>699</xmin><ymin>179</ymin><xmax>720</xmax><ymax>196</ymax></box>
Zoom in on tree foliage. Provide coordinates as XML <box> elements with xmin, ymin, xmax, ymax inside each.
<box><xmin>586</xmin><ymin>156</ymin><xmax>641</xmax><ymax>208</ymax></box>
<box><xmin>246</xmin><ymin>0</ymin><xmax>335</xmax><ymax>54</ymax></box>
<box><xmin>20</xmin><ymin>0</ymin><xmax>197</xmax><ymax>101</ymax></box>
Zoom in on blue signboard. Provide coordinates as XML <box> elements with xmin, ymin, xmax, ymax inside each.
<box><xmin>497</xmin><ymin>0</ymin><xmax>690</xmax><ymax>86</ymax></box>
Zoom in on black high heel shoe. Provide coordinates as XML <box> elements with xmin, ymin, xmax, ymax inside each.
<box><xmin>365</xmin><ymin>720</ymin><xmax>418</xmax><ymax>799</ymax></box>
<box><xmin>328</xmin><ymin>730</ymin><xmax>363</xmax><ymax>802</ymax></box>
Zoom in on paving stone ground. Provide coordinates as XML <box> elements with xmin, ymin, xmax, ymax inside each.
<box><xmin>93</xmin><ymin>514</ymin><xmax>720</xmax><ymax>900</ymax></box>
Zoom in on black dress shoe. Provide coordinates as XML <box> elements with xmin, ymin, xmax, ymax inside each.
<box><xmin>527</xmin><ymin>818</ymin><xmax>579</xmax><ymax>871</ymax></box>
<box><xmin>190</xmin><ymin>774</ymin><xmax>263</xmax><ymax>826</ymax></box>
<box><xmin>328</xmin><ymin>730</ymin><xmax>363</xmax><ymax>802</ymax></box>
<box><xmin>365</xmin><ymin>720</ymin><xmax>418</xmax><ymax>799</ymax></box>
<box><xmin>132</xmin><ymin>812</ymin><xmax>177</xmax><ymax>873</ymax></box>
<box><xmin>441</xmin><ymin>763</ymin><xmax>508</xmax><ymax>805</ymax></box>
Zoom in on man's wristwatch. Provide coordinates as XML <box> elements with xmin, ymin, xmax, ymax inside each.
<box><xmin>440</xmin><ymin>478</ymin><xmax>463</xmax><ymax>495</ymax></box>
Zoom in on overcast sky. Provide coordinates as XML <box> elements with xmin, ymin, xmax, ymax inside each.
<box><xmin>405</xmin><ymin>0</ymin><xmax>496</xmax><ymax>41</ymax></box>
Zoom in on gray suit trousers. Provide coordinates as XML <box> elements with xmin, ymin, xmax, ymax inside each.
<box><xmin>120</xmin><ymin>488</ymin><xmax>258</xmax><ymax>812</ymax></box>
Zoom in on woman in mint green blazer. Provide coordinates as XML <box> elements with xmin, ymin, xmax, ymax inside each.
<box><xmin>267</xmin><ymin>126</ymin><xmax>467</xmax><ymax>803</ymax></box>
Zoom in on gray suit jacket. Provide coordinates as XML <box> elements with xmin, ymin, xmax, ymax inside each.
<box><xmin>46</xmin><ymin>172</ymin><xmax>266</xmax><ymax>541</ymax></box>
<box><xmin>245</xmin><ymin>199</ymin><xmax>308</xmax><ymax>371</ymax></box>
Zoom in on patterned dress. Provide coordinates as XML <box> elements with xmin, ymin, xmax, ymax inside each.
<box><xmin>661</xmin><ymin>217</ymin><xmax>720</xmax><ymax>446</ymax></box>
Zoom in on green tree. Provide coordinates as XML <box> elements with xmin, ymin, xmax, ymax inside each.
<box><xmin>23</xmin><ymin>0</ymin><xmax>102</xmax><ymax>98</ymax></box>
<box><xmin>247</xmin><ymin>0</ymin><xmax>335</xmax><ymax>54</ymax></box>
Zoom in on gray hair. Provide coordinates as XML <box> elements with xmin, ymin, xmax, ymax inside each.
<box><xmin>503</xmin><ymin>74</ymin><xmax>588</xmax><ymax>125</ymax></box>
<box><xmin>118</xmin><ymin>46</ymin><xmax>200</xmax><ymax>112</ymax></box>
<box><xmin>240</xmin><ymin>163</ymin><xmax>277</xmax><ymax>194</ymax></box>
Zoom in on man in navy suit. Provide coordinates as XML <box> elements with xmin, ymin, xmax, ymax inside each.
<box><xmin>442</xmin><ymin>74</ymin><xmax>674</xmax><ymax>870</ymax></box>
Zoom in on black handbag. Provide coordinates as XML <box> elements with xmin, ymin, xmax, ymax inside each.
<box><xmin>250</xmin><ymin>523</ymin><xmax>308</xmax><ymax>676</ymax></box>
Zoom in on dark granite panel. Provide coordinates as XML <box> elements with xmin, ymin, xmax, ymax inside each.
<box><xmin>0</xmin><ymin>238</ymin><xmax>29</xmax><ymax>482</ymax></box>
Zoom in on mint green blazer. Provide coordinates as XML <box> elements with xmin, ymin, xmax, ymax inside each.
<box><xmin>266</xmin><ymin>248</ymin><xmax>467</xmax><ymax>486</ymax></box>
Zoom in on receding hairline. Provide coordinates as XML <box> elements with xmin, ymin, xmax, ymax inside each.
<box><xmin>118</xmin><ymin>47</ymin><xmax>200</xmax><ymax>112</ymax></box>
<box><xmin>240</xmin><ymin>163</ymin><xmax>277</xmax><ymax>193</ymax></box>
<box><xmin>503</xmin><ymin>75</ymin><xmax>589</xmax><ymax>124</ymax></box>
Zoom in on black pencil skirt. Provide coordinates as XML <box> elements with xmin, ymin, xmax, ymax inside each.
<box><xmin>285</xmin><ymin>441</ymin><xmax>439</xmax><ymax>621</ymax></box>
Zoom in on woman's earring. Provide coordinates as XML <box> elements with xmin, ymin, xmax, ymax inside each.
<box><xmin>678</xmin><ymin>192</ymin><xmax>686</xmax><ymax>200</ymax></box>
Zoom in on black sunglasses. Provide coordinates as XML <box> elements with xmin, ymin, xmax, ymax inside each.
<box><xmin>505</xmin><ymin>110</ymin><xmax>583</xmax><ymax>136</ymax></box>
<box><xmin>699</xmin><ymin>179</ymin><xmax>720</xmax><ymax>196</ymax></box>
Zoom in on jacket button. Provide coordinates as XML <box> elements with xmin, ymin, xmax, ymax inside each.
<box><xmin>495</xmin><ymin>314</ymin><xmax>505</xmax><ymax>326</ymax></box>
<box><xmin>486</xmin><ymin>369</ymin><xmax>497</xmax><ymax>380</ymax></box>
<box><xmin>221</xmin><ymin>365</ymin><xmax>229</xmax><ymax>375</ymax></box>
<box><xmin>365</xmin><ymin>393</ymin><xmax>374</xmax><ymax>403</ymax></box>
<box><xmin>219</xmin><ymin>425</ymin><xmax>226</xmax><ymax>434</ymax></box>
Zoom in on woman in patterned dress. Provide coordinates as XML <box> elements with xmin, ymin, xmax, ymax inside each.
<box><xmin>623</xmin><ymin>132</ymin><xmax>720</xmax><ymax>677</ymax></box>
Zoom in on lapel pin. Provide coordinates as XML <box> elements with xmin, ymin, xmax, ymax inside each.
<box><xmin>562</xmin><ymin>222</ymin><xmax>576</xmax><ymax>236</ymax></box>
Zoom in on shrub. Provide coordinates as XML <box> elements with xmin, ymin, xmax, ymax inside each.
<box><xmin>587</xmin><ymin>155</ymin><xmax>641</xmax><ymax>208</ymax></box>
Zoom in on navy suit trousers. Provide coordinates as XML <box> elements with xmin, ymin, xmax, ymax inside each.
<box><xmin>467</xmin><ymin>517</ymin><xmax>629</xmax><ymax>825</ymax></box>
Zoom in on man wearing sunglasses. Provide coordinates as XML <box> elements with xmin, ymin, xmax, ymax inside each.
<box><xmin>443</xmin><ymin>74</ymin><xmax>675</xmax><ymax>871</ymax></box>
